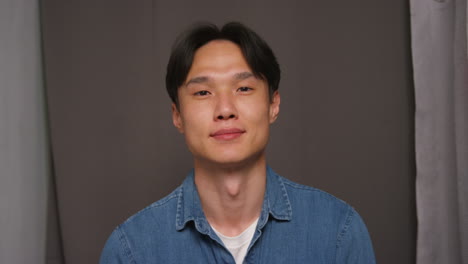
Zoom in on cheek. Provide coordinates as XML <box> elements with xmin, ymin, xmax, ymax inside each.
<box><xmin>240</xmin><ymin>102</ymin><xmax>271</xmax><ymax>143</ymax></box>
<box><xmin>241</xmin><ymin>98</ymin><xmax>270</xmax><ymax>123</ymax></box>
<box><xmin>180</xmin><ymin>104</ymin><xmax>210</xmax><ymax>135</ymax></box>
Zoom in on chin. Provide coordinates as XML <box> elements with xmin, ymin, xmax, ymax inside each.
<box><xmin>211</xmin><ymin>155</ymin><xmax>246</xmax><ymax>166</ymax></box>
<box><xmin>210</xmin><ymin>149</ymin><xmax>265</xmax><ymax>168</ymax></box>
<box><xmin>190</xmin><ymin>142</ymin><xmax>267</xmax><ymax>168</ymax></box>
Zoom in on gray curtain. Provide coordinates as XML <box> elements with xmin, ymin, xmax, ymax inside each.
<box><xmin>410</xmin><ymin>0</ymin><xmax>468</xmax><ymax>263</ymax></box>
<box><xmin>0</xmin><ymin>0</ymin><xmax>49</xmax><ymax>263</ymax></box>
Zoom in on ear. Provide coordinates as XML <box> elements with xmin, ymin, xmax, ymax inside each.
<box><xmin>172</xmin><ymin>103</ymin><xmax>184</xmax><ymax>133</ymax></box>
<box><xmin>269</xmin><ymin>91</ymin><xmax>280</xmax><ymax>124</ymax></box>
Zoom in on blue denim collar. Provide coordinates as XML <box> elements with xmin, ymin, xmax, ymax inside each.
<box><xmin>175</xmin><ymin>166</ymin><xmax>292</xmax><ymax>233</ymax></box>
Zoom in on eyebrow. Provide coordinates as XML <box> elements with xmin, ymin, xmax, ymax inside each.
<box><xmin>185</xmin><ymin>76</ymin><xmax>209</xmax><ymax>87</ymax></box>
<box><xmin>233</xmin><ymin>71</ymin><xmax>254</xmax><ymax>80</ymax></box>
<box><xmin>184</xmin><ymin>72</ymin><xmax>255</xmax><ymax>87</ymax></box>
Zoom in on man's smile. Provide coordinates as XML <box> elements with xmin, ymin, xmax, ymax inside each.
<box><xmin>210</xmin><ymin>128</ymin><xmax>246</xmax><ymax>140</ymax></box>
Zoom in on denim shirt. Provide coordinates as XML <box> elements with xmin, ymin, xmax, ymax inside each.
<box><xmin>100</xmin><ymin>166</ymin><xmax>376</xmax><ymax>264</ymax></box>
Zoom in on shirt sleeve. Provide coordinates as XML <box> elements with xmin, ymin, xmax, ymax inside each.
<box><xmin>335</xmin><ymin>207</ymin><xmax>376</xmax><ymax>264</ymax></box>
<box><xmin>99</xmin><ymin>226</ymin><xmax>135</xmax><ymax>264</ymax></box>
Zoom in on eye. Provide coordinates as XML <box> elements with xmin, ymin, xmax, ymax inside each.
<box><xmin>194</xmin><ymin>90</ymin><xmax>210</xmax><ymax>96</ymax></box>
<box><xmin>237</xmin><ymin>87</ymin><xmax>253</xmax><ymax>92</ymax></box>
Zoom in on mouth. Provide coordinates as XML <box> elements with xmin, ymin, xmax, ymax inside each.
<box><xmin>210</xmin><ymin>128</ymin><xmax>246</xmax><ymax>140</ymax></box>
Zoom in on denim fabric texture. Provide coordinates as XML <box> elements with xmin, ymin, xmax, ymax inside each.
<box><xmin>100</xmin><ymin>166</ymin><xmax>376</xmax><ymax>264</ymax></box>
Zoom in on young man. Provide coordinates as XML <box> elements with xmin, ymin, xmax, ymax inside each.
<box><xmin>100</xmin><ymin>22</ymin><xmax>376</xmax><ymax>264</ymax></box>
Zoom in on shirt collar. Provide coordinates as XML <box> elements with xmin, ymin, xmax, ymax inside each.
<box><xmin>175</xmin><ymin>166</ymin><xmax>293</xmax><ymax>232</ymax></box>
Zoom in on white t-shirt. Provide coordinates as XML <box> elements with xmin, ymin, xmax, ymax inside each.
<box><xmin>211</xmin><ymin>218</ymin><xmax>259</xmax><ymax>264</ymax></box>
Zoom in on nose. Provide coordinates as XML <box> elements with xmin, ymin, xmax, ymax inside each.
<box><xmin>214</xmin><ymin>93</ymin><xmax>238</xmax><ymax>121</ymax></box>
<box><xmin>217</xmin><ymin>113</ymin><xmax>236</xmax><ymax>120</ymax></box>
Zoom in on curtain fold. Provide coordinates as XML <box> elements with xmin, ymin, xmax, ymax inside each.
<box><xmin>0</xmin><ymin>0</ymin><xmax>49</xmax><ymax>263</ymax></box>
<box><xmin>410</xmin><ymin>0</ymin><xmax>468</xmax><ymax>263</ymax></box>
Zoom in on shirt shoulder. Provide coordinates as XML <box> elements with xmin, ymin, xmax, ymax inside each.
<box><xmin>280</xmin><ymin>175</ymin><xmax>351</xmax><ymax>212</ymax></box>
<box><xmin>119</xmin><ymin>186</ymin><xmax>180</xmax><ymax>235</ymax></box>
<box><xmin>278</xmin><ymin>175</ymin><xmax>376</xmax><ymax>263</ymax></box>
<box><xmin>277</xmin><ymin>175</ymin><xmax>358</xmax><ymax>239</ymax></box>
<box><xmin>124</xmin><ymin>187</ymin><xmax>180</xmax><ymax>224</ymax></box>
<box><xmin>100</xmin><ymin>187</ymin><xmax>181</xmax><ymax>263</ymax></box>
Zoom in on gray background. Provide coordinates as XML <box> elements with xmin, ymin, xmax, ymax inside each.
<box><xmin>41</xmin><ymin>1</ymin><xmax>416</xmax><ymax>263</ymax></box>
<box><xmin>0</xmin><ymin>1</ymin><xmax>49</xmax><ymax>263</ymax></box>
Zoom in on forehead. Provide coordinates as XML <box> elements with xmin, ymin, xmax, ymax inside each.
<box><xmin>187</xmin><ymin>40</ymin><xmax>251</xmax><ymax>77</ymax></box>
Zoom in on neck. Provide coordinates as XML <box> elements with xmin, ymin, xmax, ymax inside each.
<box><xmin>194</xmin><ymin>155</ymin><xmax>266</xmax><ymax>237</ymax></box>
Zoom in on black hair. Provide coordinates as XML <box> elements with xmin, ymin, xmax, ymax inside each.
<box><xmin>165</xmin><ymin>21</ymin><xmax>280</xmax><ymax>107</ymax></box>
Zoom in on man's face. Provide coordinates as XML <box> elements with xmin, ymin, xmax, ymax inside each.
<box><xmin>172</xmin><ymin>40</ymin><xmax>280</xmax><ymax>167</ymax></box>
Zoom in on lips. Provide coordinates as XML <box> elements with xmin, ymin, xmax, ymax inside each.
<box><xmin>210</xmin><ymin>128</ymin><xmax>245</xmax><ymax>140</ymax></box>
